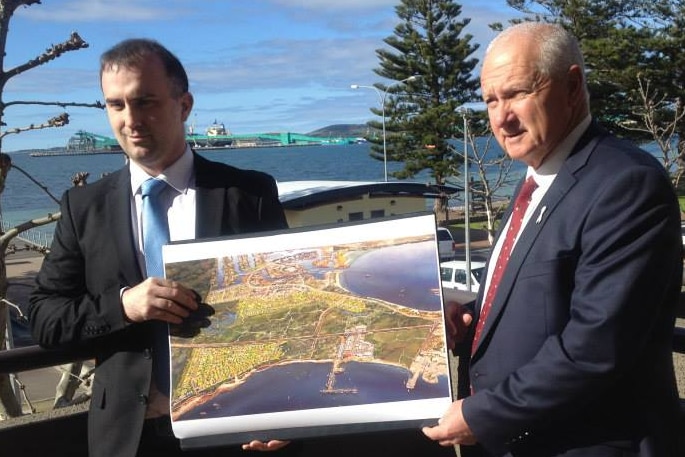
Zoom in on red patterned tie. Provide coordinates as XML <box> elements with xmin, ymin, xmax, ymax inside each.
<box><xmin>471</xmin><ymin>176</ymin><xmax>538</xmax><ymax>354</ymax></box>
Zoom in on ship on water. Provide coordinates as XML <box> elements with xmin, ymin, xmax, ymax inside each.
<box><xmin>29</xmin><ymin>122</ymin><xmax>362</xmax><ymax>156</ymax></box>
<box><xmin>186</xmin><ymin>120</ymin><xmax>234</xmax><ymax>149</ymax></box>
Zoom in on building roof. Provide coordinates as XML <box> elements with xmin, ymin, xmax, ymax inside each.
<box><xmin>277</xmin><ymin>180</ymin><xmax>462</xmax><ymax>210</ymax></box>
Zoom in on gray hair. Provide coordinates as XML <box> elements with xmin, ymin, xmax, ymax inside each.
<box><xmin>487</xmin><ymin>22</ymin><xmax>586</xmax><ymax>82</ymax></box>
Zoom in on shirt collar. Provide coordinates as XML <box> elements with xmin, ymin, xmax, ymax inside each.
<box><xmin>130</xmin><ymin>145</ymin><xmax>194</xmax><ymax>195</ymax></box>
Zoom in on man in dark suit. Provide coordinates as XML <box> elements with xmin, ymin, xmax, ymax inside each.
<box><xmin>422</xmin><ymin>23</ymin><xmax>683</xmax><ymax>456</ymax></box>
<box><xmin>28</xmin><ymin>39</ymin><xmax>292</xmax><ymax>457</ymax></box>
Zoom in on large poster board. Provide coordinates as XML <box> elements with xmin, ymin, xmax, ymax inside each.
<box><xmin>162</xmin><ymin>213</ymin><xmax>452</xmax><ymax>449</ymax></box>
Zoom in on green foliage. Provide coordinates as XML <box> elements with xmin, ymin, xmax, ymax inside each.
<box><xmin>371</xmin><ymin>0</ymin><xmax>480</xmax><ymax>185</ymax></box>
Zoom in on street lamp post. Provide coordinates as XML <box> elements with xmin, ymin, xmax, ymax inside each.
<box><xmin>455</xmin><ymin>102</ymin><xmax>486</xmax><ymax>292</ymax></box>
<box><xmin>351</xmin><ymin>76</ymin><xmax>418</xmax><ymax>182</ymax></box>
<box><xmin>456</xmin><ymin>107</ymin><xmax>473</xmax><ymax>291</ymax></box>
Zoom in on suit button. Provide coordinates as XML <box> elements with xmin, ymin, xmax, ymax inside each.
<box><xmin>138</xmin><ymin>394</ymin><xmax>148</xmax><ymax>405</ymax></box>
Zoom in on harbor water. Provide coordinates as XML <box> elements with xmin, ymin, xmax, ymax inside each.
<box><xmin>1</xmin><ymin>144</ymin><xmax>417</xmax><ymax>223</ymax></box>
<box><xmin>178</xmin><ymin>361</ymin><xmax>448</xmax><ymax>419</ymax></box>
<box><xmin>0</xmin><ymin>142</ymin><xmax>524</xmax><ymax>242</ymax></box>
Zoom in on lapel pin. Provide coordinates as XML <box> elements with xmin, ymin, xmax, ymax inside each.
<box><xmin>536</xmin><ymin>206</ymin><xmax>547</xmax><ymax>224</ymax></box>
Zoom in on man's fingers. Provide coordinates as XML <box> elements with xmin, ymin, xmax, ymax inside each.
<box><xmin>122</xmin><ymin>278</ymin><xmax>200</xmax><ymax>324</ymax></box>
<box><xmin>422</xmin><ymin>424</ymin><xmax>444</xmax><ymax>440</ymax></box>
<box><xmin>241</xmin><ymin>439</ymin><xmax>290</xmax><ymax>451</ymax></box>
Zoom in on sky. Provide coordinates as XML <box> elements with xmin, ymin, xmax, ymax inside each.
<box><xmin>2</xmin><ymin>0</ymin><xmax>519</xmax><ymax>152</ymax></box>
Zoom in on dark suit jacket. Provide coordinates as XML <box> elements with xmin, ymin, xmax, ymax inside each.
<box><xmin>460</xmin><ymin>124</ymin><xmax>683</xmax><ymax>457</ymax></box>
<box><xmin>28</xmin><ymin>153</ymin><xmax>288</xmax><ymax>457</ymax></box>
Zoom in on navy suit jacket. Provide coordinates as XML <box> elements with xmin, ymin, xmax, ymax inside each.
<box><xmin>28</xmin><ymin>153</ymin><xmax>288</xmax><ymax>457</ymax></box>
<box><xmin>460</xmin><ymin>124</ymin><xmax>682</xmax><ymax>457</ymax></box>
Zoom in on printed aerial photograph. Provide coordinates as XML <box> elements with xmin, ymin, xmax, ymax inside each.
<box><xmin>166</xmin><ymin>221</ymin><xmax>451</xmax><ymax>425</ymax></box>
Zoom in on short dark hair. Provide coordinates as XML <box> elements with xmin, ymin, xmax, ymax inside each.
<box><xmin>100</xmin><ymin>38</ymin><xmax>189</xmax><ymax>96</ymax></box>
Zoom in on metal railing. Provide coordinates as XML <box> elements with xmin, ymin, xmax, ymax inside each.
<box><xmin>0</xmin><ymin>218</ymin><xmax>54</xmax><ymax>249</ymax></box>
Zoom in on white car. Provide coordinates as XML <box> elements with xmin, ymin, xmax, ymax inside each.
<box><xmin>440</xmin><ymin>260</ymin><xmax>486</xmax><ymax>293</ymax></box>
<box><xmin>436</xmin><ymin>227</ymin><xmax>456</xmax><ymax>261</ymax></box>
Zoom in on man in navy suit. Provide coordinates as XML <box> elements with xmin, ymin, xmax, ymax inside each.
<box><xmin>423</xmin><ymin>23</ymin><xmax>683</xmax><ymax>456</ymax></box>
<box><xmin>29</xmin><ymin>39</ymin><xmax>292</xmax><ymax>457</ymax></box>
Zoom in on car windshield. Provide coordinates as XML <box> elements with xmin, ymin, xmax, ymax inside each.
<box><xmin>472</xmin><ymin>266</ymin><xmax>485</xmax><ymax>283</ymax></box>
<box><xmin>437</xmin><ymin>230</ymin><xmax>452</xmax><ymax>241</ymax></box>
<box><xmin>440</xmin><ymin>267</ymin><xmax>453</xmax><ymax>281</ymax></box>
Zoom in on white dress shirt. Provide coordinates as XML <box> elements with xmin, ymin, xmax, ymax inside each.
<box><xmin>129</xmin><ymin>146</ymin><xmax>197</xmax><ymax>276</ymax></box>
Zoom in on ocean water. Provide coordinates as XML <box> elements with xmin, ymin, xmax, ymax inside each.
<box><xmin>1</xmin><ymin>144</ymin><xmax>425</xmax><ymax>222</ymax></box>
<box><xmin>2</xmin><ymin>137</ymin><xmax>670</xmax><ymax>225</ymax></box>
<box><xmin>0</xmin><ymin>142</ymin><xmax>523</xmax><ymax>239</ymax></box>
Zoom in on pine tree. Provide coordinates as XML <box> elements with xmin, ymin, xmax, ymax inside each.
<box><xmin>371</xmin><ymin>0</ymin><xmax>480</xmax><ymax>187</ymax></box>
<box><xmin>505</xmin><ymin>0</ymin><xmax>685</xmax><ymax>186</ymax></box>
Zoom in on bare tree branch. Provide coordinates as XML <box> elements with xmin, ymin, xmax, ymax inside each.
<box><xmin>446</xmin><ymin>117</ymin><xmax>517</xmax><ymax>245</ymax></box>
<box><xmin>621</xmin><ymin>74</ymin><xmax>685</xmax><ymax>188</ymax></box>
<box><xmin>1</xmin><ymin>0</ymin><xmax>41</xmax><ymax>16</ymax></box>
<box><xmin>11</xmin><ymin>0</ymin><xmax>41</xmax><ymax>10</ymax></box>
<box><xmin>3</xmin><ymin>100</ymin><xmax>104</xmax><ymax>109</ymax></box>
<box><xmin>0</xmin><ymin>112</ymin><xmax>70</xmax><ymax>139</ymax></box>
<box><xmin>2</xmin><ymin>31</ymin><xmax>88</xmax><ymax>81</ymax></box>
<box><xmin>0</xmin><ymin>212</ymin><xmax>61</xmax><ymax>254</ymax></box>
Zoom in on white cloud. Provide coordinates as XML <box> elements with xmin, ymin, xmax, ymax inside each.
<box><xmin>16</xmin><ymin>0</ymin><xmax>182</xmax><ymax>22</ymax></box>
<box><xmin>189</xmin><ymin>36</ymin><xmax>380</xmax><ymax>94</ymax></box>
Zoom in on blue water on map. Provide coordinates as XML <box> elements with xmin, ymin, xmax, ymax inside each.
<box><xmin>340</xmin><ymin>240</ymin><xmax>441</xmax><ymax>311</ymax></box>
<box><xmin>178</xmin><ymin>361</ymin><xmax>448</xmax><ymax>420</ymax></box>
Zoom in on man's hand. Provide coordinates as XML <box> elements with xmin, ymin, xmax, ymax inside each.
<box><xmin>422</xmin><ymin>399</ymin><xmax>477</xmax><ymax>447</ymax></box>
<box><xmin>242</xmin><ymin>440</ymin><xmax>290</xmax><ymax>451</ymax></box>
<box><xmin>122</xmin><ymin>277</ymin><xmax>198</xmax><ymax>324</ymax></box>
<box><xmin>444</xmin><ymin>302</ymin><xmax>473</xmax><ymax>350</ymax></box>
<box><xmin>170</xmin><ymin>302</ymin><xmax>214</xmax><ymax>338</ymax></box>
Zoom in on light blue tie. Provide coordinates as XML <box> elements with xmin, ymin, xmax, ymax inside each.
<box><xmin>141</xmin><ymin>178</ymin><xmax>171</xmax><ymax>394</ymax></box>
<box><xmin>141</xmin><ymin>178</ymin><xmax>170</xmax><ymax>278</ymax></box>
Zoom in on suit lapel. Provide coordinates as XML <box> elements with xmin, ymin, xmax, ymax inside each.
<box><xmin>193</xmin><ymin>153</ymin><xmax>226</xmax><ymax>239</ymax></box>
<box><xmin>107</xmin><ymin>168</ymin><xmax>143</xmax><ymax>285</ymax></box>
<box><xmin>195</xmin><ymin>186</ymin><xmax>225</xmax><ymax>238</ymax></box>
<box><xmin>473</xmin><ymin>125</ymin><xmax>604</xmax><ymax>356</ymax></box>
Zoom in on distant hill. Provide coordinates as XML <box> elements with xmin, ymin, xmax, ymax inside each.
<box><xmin>306</xmin><ymin>124</ymin><xmax>376</xmax><ymax>138</ymax></box>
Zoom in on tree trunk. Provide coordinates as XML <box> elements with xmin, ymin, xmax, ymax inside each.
<box><xmin>0</xmin><ymin>152</ymin><xmax>22</xmax><ymax>418</ymax></box>
<box><xmin>0</xmin><ymin>255</ymin><xmax>23</xmax><ymax>419</ymax></box>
